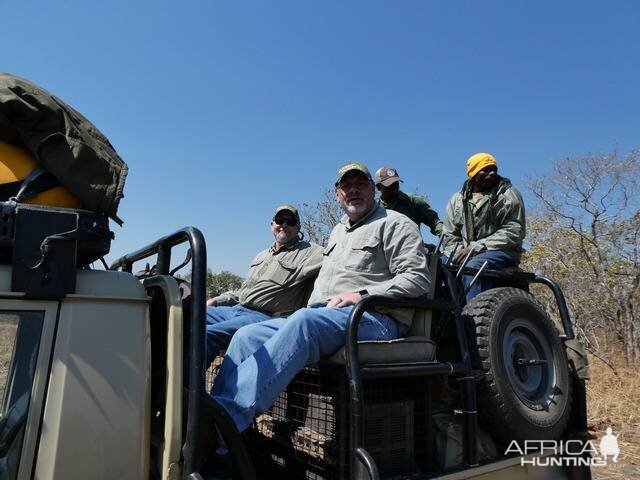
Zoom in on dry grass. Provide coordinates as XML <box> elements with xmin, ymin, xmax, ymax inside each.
<box><xmin>0</xmin><ymin>320</ymin><xmax>18</xmax><ymax>408</ymax></box>
<box><xmin>588</xmin><ymin>354</ymin><xmax>640</xmax><ymax>479</ymax></box>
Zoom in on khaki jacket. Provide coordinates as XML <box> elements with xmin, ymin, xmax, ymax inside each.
<box><xmin>213</xmin><ymin>239</ymin><xmax>323</xmax><ymax>315</ymax></box>
<box><xmin>442</xmin><ymin>178</ymin><xmax>525</xmax><ymax>261</ymax></box>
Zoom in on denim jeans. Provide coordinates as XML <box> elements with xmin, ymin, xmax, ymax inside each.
<box><xmin>205</xmin><ymin>305</ymin><xmax>272</xmax><ymax>367</ymax></box>
<box><xmin>462</xmin><ymin>250</ymin><xmax>517</xmax><ymax>302</ymax></box>
<box><xmin>212</xmin><ymin>305</ymin><xmax>399</xmax><ymax>432</ymax></box>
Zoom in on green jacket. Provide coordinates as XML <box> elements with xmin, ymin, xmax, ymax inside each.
<box><xmin>0</xmin><ymin>73</ymin><xmax>127</xmax><ymax>223</ymax></box>
<box><xmin>379</xmin><ymin>191</ymin><xmax>444</xmax><ymax>236</ymax></box>
<box><xmin>442</xmin><ymin>178</ymin><xmax>525</xmax><ymax>261</ymax></box>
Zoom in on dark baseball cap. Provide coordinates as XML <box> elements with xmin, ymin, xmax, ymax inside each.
<box><xmin>273</xmin><ymin>204</ymin><xmax>300</xmax><ymax>223</ymax></box>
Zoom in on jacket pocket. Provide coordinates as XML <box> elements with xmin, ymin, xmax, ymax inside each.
<box><xmin>345</xmin><ymin>236</ymin><xmax>380</xmax><ymax>272</ymax></box>
<box><xmin>248</xmin><ymin>258</ymin><xmax>265</xmax><ymax>271</ymax></box>
<box><xmin>323</xmin><ymin>243</ymin><xmax>336</xmax><ymax>256</ymax></box>
<box><xmin>271</xmin><ymin>258</ymin><xmax>297</xmax><ymax>285</ymax></box>
<box><xmin>245</xmin><ymin>258</ymin><xmax>266</xmax><ymax>286</ymax></box>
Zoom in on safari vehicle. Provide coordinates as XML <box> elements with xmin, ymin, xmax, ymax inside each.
<box><xmin>0</xmin><ymin>201</ymin><xmax>591</xmax><ymax>480</ymax></box>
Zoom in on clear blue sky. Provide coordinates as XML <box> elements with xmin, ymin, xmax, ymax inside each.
<box><xmin>5</xmin><ymin>1</ymin><xmax>639</xmax><ymax>275</ymax></box>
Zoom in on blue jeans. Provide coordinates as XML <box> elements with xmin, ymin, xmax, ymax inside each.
<box><xmin>212</xmin><ymin>305</ymin><xmax>398</xmax><ymax>432</ymax></box>
<box><xmin>463</xmin><ymin>250</ymin><xmax>517</xmax><ymax>302</ymax></box>
<box><xmin>205</xmin><ymin>305</ymin><xmax>272</xmax><ymax>366</ymax></box>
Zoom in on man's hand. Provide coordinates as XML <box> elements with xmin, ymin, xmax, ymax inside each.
<box><xmin>327</xmin><ymin>292</ymin><xmax>362</xmax><ymax>308</ymax></box>
<box><xmin>206</xmin><ymin>298</ymin><xmax>218</xmax><ymax>307</ymax></box>
<box><xmin>453</xmin><ymin>245</ymin><xmax>475</xmax><ymax>265</ymax></box>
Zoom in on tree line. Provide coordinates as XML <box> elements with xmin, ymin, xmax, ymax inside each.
<box><xmin>523</xmin><ymin>149</ymin><xmax>639</xmax><ymax>366</ymax></box>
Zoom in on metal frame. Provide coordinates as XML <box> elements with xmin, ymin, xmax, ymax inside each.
<box><xmin>454</xmin><ymin>266</ymin><xmax>575</xmax><ymax>340</ymax></box>
<box><xmin>142</xmin><ymin>276</ymin><xmax>184</xmax><ymax>480</ymax></box>
<box><xmin>111</xmin><ymin>227</ymin><xmax>207</xmax><ymax>479</ymax></box>
<box><xmin>345</xmin><ymin>267</ymin><xmax>478</xmax><ymax>479</ymax></box>
<box><xmin>344</xmin><ymin>262</ymin><xmax>581</xmax><ymax>480</ymax></box>
<box><xmin>110</xmin><ymin>230</ymin><xmax>585</xmax><ymax>480</ymax></box>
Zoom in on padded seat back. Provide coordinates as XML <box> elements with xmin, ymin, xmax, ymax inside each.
<box><xmin>406</xmin><ymin>251</ymin><xmax>439</xmax><ymax>339</ymax></box>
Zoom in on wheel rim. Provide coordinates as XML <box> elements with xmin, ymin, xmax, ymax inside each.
<box><xmin>502</xmin><ymin>319</ymin><xmax>557</xmax><ymax>411</ymax></box>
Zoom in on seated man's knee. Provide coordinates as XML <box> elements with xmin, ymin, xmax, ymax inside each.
<box><xmin>465</xmin><ymin>256</ymin><xmax>486</xmax><ymax>269</ymax></box>
<box><xmin>285</xmin><ymin>308</ymin><xmax>324</xmax><ymax>340</ymax></box>
<box><xmin>229</xmin><ymin>322</ymin><xmax>259</xmax><ymax>346</ymax></box>
<box><xmin>206</xmin><ymin>305</ymin><xmax>234</xmax><ymax>324</ymax></box>
<box><xmin>222</xmin><ymin>324</ymin><xmax>262</xmax><ymax>363</ymax></box>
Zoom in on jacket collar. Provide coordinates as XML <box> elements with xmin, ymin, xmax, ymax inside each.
<box><xmin>378</xmin><ymin>190</ymin><xmax>409</xmax><ymax>209</ymax></box>
<box><xmin>461</xmin><ymin>176</ymin><xmax>511</xmax><ymax>198</ymax></box>
<box><xmin>269</xmin><ymin>237</ymin><xmax>300</xmax><ymax>254</ymax></box>
<box><xmin>340</xmin><ymin>203</ymin><xmax>384</xmax><ymax>231</ymax></box>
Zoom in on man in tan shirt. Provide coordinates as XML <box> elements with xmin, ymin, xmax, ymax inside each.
<box><xmin>205</xmin><ymin>205</ymin><xmax>323</xmax><ymax>364</ymax></box>
<box><xmin>211</xmin><ymin>163</ymin><xmax>430</xmax><ymax>434</ymax></box>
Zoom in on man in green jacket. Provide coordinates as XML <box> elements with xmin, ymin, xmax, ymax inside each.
<box><xmin>375</xmin><ymin>166</ymin><xmax>444</xmax><ymax>237</ymax></box>
<box><xmin>442</xmin><ymin>153</ymin><xmax>526</xmax><ymax>301</ymax></box>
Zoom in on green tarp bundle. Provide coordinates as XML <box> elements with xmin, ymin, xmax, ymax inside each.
<box><xmin>0</xmin><ymin>73</ymin><xmax>128</xmax><ymax>224</ymax></box>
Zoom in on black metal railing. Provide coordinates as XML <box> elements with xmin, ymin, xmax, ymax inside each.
<box><xmin>344</xmin><ymin>267</ymin><xmax>479</xmax><ymax>479</ymax></box>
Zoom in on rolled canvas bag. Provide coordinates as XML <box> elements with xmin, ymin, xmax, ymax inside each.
<box><xmin>0</xmin><ymin>72</ymin><xmax>128</xmax><ymax>224</ymax></box>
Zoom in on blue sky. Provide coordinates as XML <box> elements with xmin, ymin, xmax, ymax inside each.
<box><xmin>4</xmin><ymin>1</ymin><xmax>639</xmax><ymax>275</ymax></box>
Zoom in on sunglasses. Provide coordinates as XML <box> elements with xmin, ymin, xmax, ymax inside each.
<box><xmin>274</xmin><ymin>217</ymin><xmax>298</xmax><ymax>227</ymax></box>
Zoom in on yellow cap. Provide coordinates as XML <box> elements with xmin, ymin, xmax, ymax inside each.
<box><xmin>466</xmin><ymin>153</ymin><xmax>498</xmax><ymax>178</ymax></box>
<box><xmin>0</xmin><ymin>140</ymin><xmax>81</xmax><ymax>208</ymax></box>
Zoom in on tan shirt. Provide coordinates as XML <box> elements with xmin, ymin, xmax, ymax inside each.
<box><xmin>213</xmin><ymin>240</ymin><xmax>323</xmax><ymax>315</ymax></box>
<box><xmin>308</xmin><ymin>205</ymin><xmax>430</xmax><ymax>334</ymax></box>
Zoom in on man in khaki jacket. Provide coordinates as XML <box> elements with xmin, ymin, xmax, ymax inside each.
<box><xmin>205</xmin><ymin>205</ymin><xmax>323</xmax><ymax>364</ymax></box>
<box><xmin>442</xmin><ymin>153</ymin><xmax>526</xmax><ymax>301</ymax></box>
<box><xmin>211</xmin><ymin>162</ymin><xmax>430</xmax><ymax>434</ymax></box>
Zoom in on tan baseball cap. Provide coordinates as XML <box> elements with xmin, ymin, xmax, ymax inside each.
<box><xmin>335</xmin><ymin>162</ymin><xmax>373</xmax><ymax>186</ymax></box>
<box><xmin>374</xmin><ymin>166</ymin><xmax>403</xmax><ymax>187</ymax></box>
<box><xmin>273</xmin><ymin>204</ymin><xmax>300</xmax><ymax>223</ymax></box>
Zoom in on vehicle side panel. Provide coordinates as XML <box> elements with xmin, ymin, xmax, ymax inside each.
<box><xmin>34</xmin><ymin>272</ymin><xmax>150</xmax><ymax>480</ymax></box>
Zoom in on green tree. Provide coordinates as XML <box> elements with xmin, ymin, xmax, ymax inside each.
<box><xmin>206</xmin><ymin>269</ymin><xmax>244</xmax><ymax>299</ymax></box>
<box><xmin>300</xmin><ymin>188</ymin><xmax>343</xmax><ymax>246</ymax></box>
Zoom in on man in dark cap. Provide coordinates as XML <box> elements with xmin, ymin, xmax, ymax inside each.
<box><xmin>210</xmin><ymin>162</ymin><xmax>430</xmax><ymax>436</ymax></box>
<box><xmin>375</xmin><ymin>166</ymin><xmax>443</xmax><ymax>237</ymax></box>
<box><xmin>205</xmin><ymin>205</ymin><xmax>323</xmax><ymax>363</ymax></box>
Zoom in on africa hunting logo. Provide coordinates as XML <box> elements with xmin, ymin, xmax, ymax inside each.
<box><xmin>505</xmin><ymin>426</ymin><xmax>622</xmax><ymax>467</ymax></box>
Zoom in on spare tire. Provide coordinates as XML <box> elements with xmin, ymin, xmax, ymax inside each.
<box><xmin>463</xmin><ymin>287</ymin><xmax>572</xmax><ymax>444</ymax></box>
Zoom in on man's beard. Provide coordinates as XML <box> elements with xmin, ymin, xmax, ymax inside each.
<box><xmin>341</xmin><ymin>199</ymin><xmax>371</xmax><ymax>216</ymax></box>
<box><xmin>344</xmin><ymin>204</ymin><xmax>366</xmax><ymax>214</ymax></box>
<box><xmin>275</xmin><ymin>230</ymin><xmax>294</xmax><ymax>244</ymax></box>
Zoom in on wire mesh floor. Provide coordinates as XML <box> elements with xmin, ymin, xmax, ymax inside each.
<box><xmin>207</xmin><ymin>356</ymin><xmax>435</xmax><ymax>480</ymax></box>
